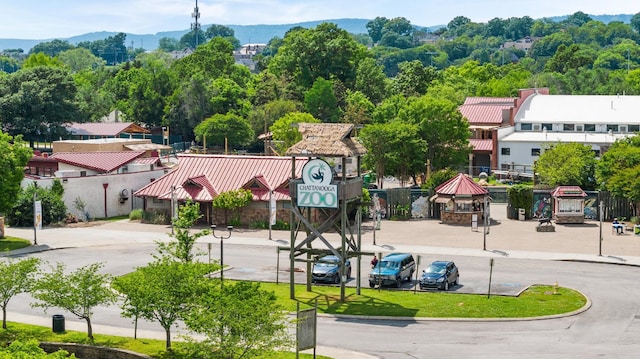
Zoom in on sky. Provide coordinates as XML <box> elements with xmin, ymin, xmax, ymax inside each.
<box><xmin>1</xmin><ymin>0</ymin><xmax>639</xmax><ymax>39</ymax></box>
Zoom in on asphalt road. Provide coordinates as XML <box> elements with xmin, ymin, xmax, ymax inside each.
<box><xmin>5</xmin><ymin>203</ymin><xmax>640</xmax><ymax>358</ymax></box>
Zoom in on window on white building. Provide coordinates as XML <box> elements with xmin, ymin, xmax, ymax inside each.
<box><xmin>584</xmin><ymin>124</ymin><xmax>596</xmax><ymax>132</ymax></box>
<box><xmin>607</xmin><ymin>124</ymin><xmax>619</xmax><ymax>133</ymax></box>
<box><xmin>563</xmin><ymin>124</ymin><xmax>574</xmax><ymax>131</ymax></box>
<box><xmin>542</xmin><ymin>123</ymin><xmax>553</xmax><ymax>131</ymax></box>
<box><xmin>531</xmin><ymin>148</ymin><xmax>541</xmax><ymax>156</ymax></box>
<box><xmin>520</xmin><ymin>123</ymin><xmax>532</xmax><ymax>131</ymax></box>
<box><xmin>501</xmin><ymin>148</ymin><xmax>510</xmax><ymax>155</ymax></box>
<box><xmin>629</xmin><ymin>124</ymin><xmax>640</xmax><ymax>132</ymax></box>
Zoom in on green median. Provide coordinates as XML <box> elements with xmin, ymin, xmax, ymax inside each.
<box><xmin>262</xmin><ymin>282</ymin><xmax>588</xmax><ymax>318</ymax></box>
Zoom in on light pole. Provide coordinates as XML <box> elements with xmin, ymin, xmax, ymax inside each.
<box><xmin>211</xmin><ymin>224</ymin><xmax>233</xmax><ymax>288</ymax></box>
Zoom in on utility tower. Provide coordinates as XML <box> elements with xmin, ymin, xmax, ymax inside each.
<box><xmin>191</xmin><ymin>0</ymin><xmax>201</xmax><ymax>48</ymax></box>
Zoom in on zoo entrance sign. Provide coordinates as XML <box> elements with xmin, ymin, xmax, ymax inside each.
<box><xmin>297</xmin><ymin>159</ymin><xmax>338</xmax><ymax>208</ymax></box>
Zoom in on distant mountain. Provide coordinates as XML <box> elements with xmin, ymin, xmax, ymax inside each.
<box><xmin>0</xmin><ymin>18</ymin><xmax>380</xmax><ymax>52</ymax></box>
<box><xmin>0</xmin><ymin>14</ymin><xmax>632</xmax><ymax>53</ymax></box>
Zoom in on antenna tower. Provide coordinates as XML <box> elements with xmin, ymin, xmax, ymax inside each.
<box><xmin>191</xmin><ymin>0</ymin><xmax>201</xmax><ymax>47</ymax></box>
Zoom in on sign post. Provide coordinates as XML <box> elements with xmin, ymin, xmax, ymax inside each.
<box><xmin>33</xmin><ymin>193</ymin><xmax>42</xmax><ymax>245</ymax></box>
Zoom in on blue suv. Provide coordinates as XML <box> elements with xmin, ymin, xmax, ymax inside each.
<box><xmin>368</xmin><ymin>253</ymin><xmax>416</xmax><ymax>288</ymax></box>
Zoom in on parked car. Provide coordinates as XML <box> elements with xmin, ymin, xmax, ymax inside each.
<box><xmin>312</xmin><ymin>255</ymin><xmax>351</xmax><ymax>284</ymax></box>
<box><xmin>369</xmin><ymin>253</ymin><xmax>416</xmax><ymax>288</ymax></box>
<box><xmin>419</xmin><ymin>261</ymin><xmax>459</xmax><ymax>291</ymax></box>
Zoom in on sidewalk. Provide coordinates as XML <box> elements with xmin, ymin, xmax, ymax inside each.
<box><xmin>6</xmin><ymin>203</ymin><xmax>640</xmax><ymax>265</ymax></box>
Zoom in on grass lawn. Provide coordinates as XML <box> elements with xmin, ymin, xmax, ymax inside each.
<box><xmin>261</xmin><ymin>282</ymin><xmax>587</xmax><ymax>318</ymax></box>
<box><xmin>0</xmin><ymin>322</ymin><xmax>327</xmax><ymax>359</ymax></box>
<box><xmin>0</xmin><ymin>236</ymin><xmax>31</xmax><ymax>252</ymax></box>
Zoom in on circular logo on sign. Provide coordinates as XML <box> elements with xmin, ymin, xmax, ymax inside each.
<box><xmin>302</xmin><ymin>159</ymin><xmax>332</xmax><ymax>185</ymax></box>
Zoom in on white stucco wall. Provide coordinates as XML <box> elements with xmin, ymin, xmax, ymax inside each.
<box><xmin>23</xmin><ymin>169</ymin><xmax>167</xmax><ymax>220</ymax></box>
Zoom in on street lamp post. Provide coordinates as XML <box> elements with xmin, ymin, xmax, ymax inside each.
<box><xmin>211</xmin><ymin>224</ymin><xmax>233</xmax><ymax>288</ymax></box>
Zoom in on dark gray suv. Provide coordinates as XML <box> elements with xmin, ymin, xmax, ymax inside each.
<box><xmin>419</xmin><ymin>261</ymin><xmax>459</xmax><ymax>291</ymax></box>
<box><xmin>312</xmin><ymin>255</ymin><xmax>351</xmax><ymax>284</ymax></box>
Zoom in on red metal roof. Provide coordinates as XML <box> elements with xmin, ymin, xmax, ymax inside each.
<box><xmin>135</xmin><ymin>155</ymin><xmax>309</xmax><ymax>202</ymax></box>
<box><xmin>50</xmin><ymin>151</ymin><xmax>145</xmax><ymax>173</ymax></box>
<box><xmin>469</xmin><ymin>139</ymin><xmax>493</xmax><ymax>152</ymax></box>
<box><xmin>459</xmin><ymin>97</ymin><xmax>515</xmax><ymax>125</ymax></box>
<box><xmin>435</xmin><ymin>173</ymin><xmax>489</xmax><ymax>196</ymax></box>
<box><xmin>65</xmin><ymin>122</ymin><xmax>149</xmax><ymax>137</ymax></box>
<box><xmin>550</xmin><ymin>186</ymin><xmax>586</xmax><ymax>197</ymax></box>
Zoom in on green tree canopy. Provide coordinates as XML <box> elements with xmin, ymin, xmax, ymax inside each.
<box><xmin>535</xmin><ymin>142</ymin><xmax>597</xmax><ymax>189</ymax></box>
<box><xmin>156</xmin><ymin>200</ymin><xmax>209</xmax><ymax>263</ymax></box>
<box><xmin>183</xmin><ymin>281</ymin><xmax>291</xmax><ymax>358</ymax></box>
<box><xmin>32</xmin><ymin>262</ymin><xmax>117</xmax><ymax>340</ymax></box>
<box><xmin>269</xmin><ymin>112</ymin><xmax>321</xmax><ymax>154</ymax></box>
<box><xmin>304</xmin><ymin>77</ymin><xmax>340</xmax><ymax>122</ymax></box>
<box><xmin>0</xmin><ymin>66</ymin><xmax>80</xmax><ymax>145</ymax></box>
<box><xmin>597</xmin><ymin>135</ymin><xmax>640</xmax><ymax>215</ymax></box>
<box><xmin>0</xmin><ymin>258</ymin><xmax>40</xmax><ymax>329</ymax></box>
<box><xmin>0</xmin><ymin>132</ymin><xmax>32</xmax><ymax>216</ymax></box>
<box><xmin>194</xmin><ymin>113</ymin><xmax>254</xmax><ymax>150</ymax></box>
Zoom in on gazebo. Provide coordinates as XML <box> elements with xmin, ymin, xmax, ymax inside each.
<box><xmin>431</xmin><ymin>173</ymin><xmax>490</xmax><ymax>225</ymax></box>
<box><xmin>550</xmin><ymin>186</ymin><xmax>587</xmax><ymax>224</ymax></box>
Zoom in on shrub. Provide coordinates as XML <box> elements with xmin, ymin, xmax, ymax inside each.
<box><xmin>129</xmin><ymin>209</ymin><xmax>144</xmax><ymax>221</ymax></box>
<box><xmin>249</xmin><ymin>220</ymin><xmax>269</xmax><ymax>229</ymax></box>
<box><xmin>272</xmin><ymin>219</ymin><xmax>290</xmax><ymax>230</ymax></box>
<box><xmin>142</xmin><ymin>210</ymin><xmax>170</xmax><ymax>225</ymax></box>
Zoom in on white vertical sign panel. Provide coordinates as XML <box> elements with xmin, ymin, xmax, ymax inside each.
<box><xmin>34</xmin><ymin>200</ymin><xmax>42</xmax><ymax>230</ymax></box>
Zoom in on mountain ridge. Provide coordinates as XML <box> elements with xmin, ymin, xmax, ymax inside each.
<box><xmin>0</xmin><ymin>14</ymin><xmax>632</xmax><ymax>53</ymax></box>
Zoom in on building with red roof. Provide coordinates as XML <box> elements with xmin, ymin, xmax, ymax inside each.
<box><xmin>431</xmin><ymin>173</ymin><xmax>490</xmax><ymax>225</ymax></box>
<box><xmin>134</xmin><ymin>154</ymin><xmax>309</xmax><ymax>225</ymax></box>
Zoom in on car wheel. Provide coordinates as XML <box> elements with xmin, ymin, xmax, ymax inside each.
<box><xmin>347</xmin><ymin>268</ymin><xmax>352</xmax><ymax>279</ymax></box>
<box><xmin>395</xmin><ymin>277</ymin><xmax>402</xmax><ymax>288</ymax></box>
<box><xmin>334</xmin><ymin>275</ymin><xmax>340</xmax><ymax>284</ymax></box>
<box><xmin>453</xmin><ymin>275</ymin><xmax>459</xmax><ymax>286</ymax></box>
<box><xmin>407</xmin><ymin>270</ymin><xmax>414</xmax><ymax>281</ymax></box>
<box><xmin>369</xmin><ymin>281</ymin><xmax>375</xmax><ymax>288</ymax></box>
<box><xmin>443</xmin><ymin>280</ymin><xmax>449</xmax><ymax>291</ymax></box>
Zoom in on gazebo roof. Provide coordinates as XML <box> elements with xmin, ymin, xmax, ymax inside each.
<box><xmin>285</xmin><ymin>123</ymin><xmax>367</xmax><ymax>158</ymax></box>
<box><xmin>435</xmin><ymin>173</ymin><xmax>489</xmax><ymax>196</ymax></box>
<box><xmin>550</xmin><ymin>186</ymin><xmax>586</xmax><ymax>198</ymax></box>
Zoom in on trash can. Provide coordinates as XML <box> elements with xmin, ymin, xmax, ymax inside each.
<box><xmin>518</xmin><ymin>208</ymin><xmax>526</xmax><ymax>221</ymax></box>
<box><xmin>52</xmin><ymin>314</ymin><xmax>65</xmax><ymax>333</ymax></box>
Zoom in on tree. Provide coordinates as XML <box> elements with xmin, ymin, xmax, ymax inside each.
<box><xmin>354</xmin><ymin>57</ymin><xmax>388</xmax><ymax>104</ymax></box>
<box><xmin>596</xmin><ymin>135</ymin><xmax>640</xmax><ymax>216</ymax></box>
<box><xmin>0</xmin><ymin>132</ymin><xmax>32</xmax><ymax>217</ymax></box>
<box><xmin>32</xmin><ymin>262</ymin><xmax>116</xmax><ymax>340</ymax></box>
<box><xmin>341</xmin><ymin>90</ymin><xmax>374</xmax><ymax>126</ymax></box>
<box><xmin>270</xmin><ymin>112</ymin><xmax>320</xmax><ymax>154</ymax></box>
<box><xmin>57</xmin><ymin>48</ymin><xmax>105</xmax><ymax>73</ymax></box>
<box><xmin>391</xmin><ymin>60</ymin><xmax>439</xmax><ymax>97</ymax></box>
<box><xmin>209</xmin><ymin>77</ymin><xmax>251</xmax><ymax>117</ymax></box>
<box><xmin>205</xmin><ymin>24</ymin><xmax>240</xmax><ymax>49</ymax></box>
<box><xmin>183</xmin><ymin>281</ymin><xmax>291</xmax><ymax>358</ymax></box>
<box><xmin>534</xmin><ymin>142</ymin><xmax>597</xmax><ymax>189</ymax></box>
<box><xmin>0</xmin><ymin>66</ymin><xmax>80</xmax><ymax>146</ymax></box>
<box><xmin>21</xmin><ymin>53</ymin><xmax>65</xmax><ymax>69</ymax></box>
<box><xmin>112</xmin><ymin>259</ymin><xmax>212</xmax><ymax>350</ymax></box>
<box><xmin>268</xmin><ymin>22</ymin><xmax>368</xmax><ymax>90</ymax></box>
<box><xmin>158</xmin><ymin>37</ymin><xmax>180</xmax><ymax>52</ymax></box>
<box><xmin>398</xmin><ymin>95</ymin><xmax>471</xmax><ymax>172</ymax></box>
<box><xmin>194</xmin><ymin>113</ymin><xmax>254</xmax><ymax>150</ymax></box>
<box><xmin>7</xmin><ymin>181</ymin><xmax>67</xmax><ymax>227</ymax></box>
<box><xmin>212</xmin><ymin>189</ymin><xmax>253</xmax><ymax>225</ymax></box>
<box><xmin>156</xmin><ymin>200</ymin><xmax>209</xmax><ymax>263</ymax></box>
<box><xmin>631</xmin><ymin>12</ymin><xmax>640</xmax><ymax>33</ymax></box>
<box><xmin>359</xmin><ymin>122</ymin><xmax>425</xmax><ymax>189</ymax></box>
<box><xmin>304</xmin><ymin>77</ymin><xmax>340</xmax><ymax>122</ymax></box>
<box><xmin>0</xmin><ymin>258</ymin><xmax>40</xmax><ymax>329</ymax></box>
<box><xmin>29</xmin><ymin>39</ymin><xmax>75</xmax><ymax>57</ymax></box>
<box><xmin>366</xmin><ymin>17</ymin><xmax>388</xmax><ymax>44</ymax></box>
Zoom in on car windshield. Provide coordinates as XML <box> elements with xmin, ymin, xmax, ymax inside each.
<box><xmin>425</xmin><ymin>264</ymin><xmax>446</xmax><ymax>274</ymax></box>
<box><xmin>374</xmin><ymin>260</ymin><xmax>398</xmax><ymax>270</ymax></box>
<box><xmin>314</xmin><ymin>262</ymin><xmax>337</xmax><ymax>268</ymax></box>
